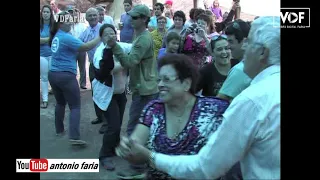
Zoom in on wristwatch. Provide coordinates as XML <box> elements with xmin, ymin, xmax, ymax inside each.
<box><xmin>149</xmin><ymin>151</ymin><xmax>156</xmax><ymax>168</ymax></box>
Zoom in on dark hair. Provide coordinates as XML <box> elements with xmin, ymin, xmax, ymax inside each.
<box><xmin>166</xmin><ymin>31</ymin><xmax>180</xmax><ymax>44</ymax></box>
<box><xmin>155</xmin><ymin>2</ymin><xmax>164</xmax><ymax>12</ymax></box>
<box><xmin>196</xmin><ymin>14</ymin><xmax>215</xmax><ymax>33</ymax></box>
<box><xmin>189</xmin><ymin>8</ymin><xmax>196</xmax><ymax>20</ymax></box>
<box><xmin>173</xmin><ymin>10</ymin><xmax>186</xmax><ymax>24</ymax></box>
<box><xmin>40</xmin><ymin>5</ymin><xmax>54</xmax><ymax>32</ymax></box>
<box><xmin>210</xmin><ymin>36</ymin><xmax>227</xmax><ymax>50</ymax></box>
<box><xmin>123</xmin><ymin>0</ymin><xmax>132</xmax><ymax>5</ymax></box>
<box><xmin>157</xmin><ymin>16</ymin><xmax>167</xmax><ymax>23</ymax></box>
<box><xmin>193</xmin><ymin>8</ymin><xmax>205</xmax><ymax>20</ymax></box>
<box><xmin>225</xmin><ymin>19</ymin><xmax>251</xmax><ymax>43</ymax></box>
<box><xmin>158</xmin><ymin>54</ymin><xmax>199</xmax><ymax>94</ymax></box>
<box><xmin>99</xmin><ymin>24</ymin><xmax>117</xmax><ymax>37</ymax></box>
<box><xmin>48</xmin><ymin>11</ymin><xmax>69</xmax><ymax>47</ymax></box>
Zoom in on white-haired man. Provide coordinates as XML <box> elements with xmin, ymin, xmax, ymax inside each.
<box><xmin>117</xmin><ymin>16</ymin><xmax>281</xmax><ymax>179</ymax></box>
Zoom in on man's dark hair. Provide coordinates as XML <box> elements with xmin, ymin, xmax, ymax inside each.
<box><xmin>158</xmin><ymin>54</ymin><xmax>199</xmax><ymax>94</ymax></box>
<box><xmin>189</xmin><ymin>8</ymin><xmax>197</xmax><ymax>20</ymax></box>
<box><xmin>166</xmin><ymin>31</ymin><xmax>180</xmax><ymax>45</ymax></box>
<box><xmin>173</xmin><ymin>10</ymin><xmax>186</xmax><ymax>24</ymax></box>
<box><xmin>99</xmin><ymin>24</ymin><xmax>117</xmax><ymax>37</ymax></box>
<box><xmin>123</xmin><ymin>0</ymin><xmax>132</xmax><ymax>5</ymax></box>
<box><xmin>225</xmin><ymin>19</ymin><xmax>251</xmax><ymax>43</ymax></box>
<box><xmin>155</xmin><ymin>2</ymin><xmax>165</xmax><ymax>12</ymax></box>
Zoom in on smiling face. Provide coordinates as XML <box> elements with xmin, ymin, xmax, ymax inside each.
<box><xmin>101</xmin><ymin>27</ymin><xmax>117</xmax><ymax>45</ymax></box>
<box><xmin>212</xmin><ymin>39</ymin><xmax>231</xmax><ymax>65</ymax></box>
<box><xmin>86</xmin><ymin>9</ymin><xmax>99</xmax><ymax>27</ymax></box>
<box><xmin>158</xmin><ymin>65</ymin><xmax>190</xmax><ymax>103</ymax></box>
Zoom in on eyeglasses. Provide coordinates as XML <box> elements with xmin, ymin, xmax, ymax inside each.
<box><xmin>157</xmin><ymin>76</ymin><xmax>179</xmax><ymax>84</ymax></box>
<box><xmin>157</xmin><ymin>21</ymin><xmax>166</xmax><ymax>24</ymax></box>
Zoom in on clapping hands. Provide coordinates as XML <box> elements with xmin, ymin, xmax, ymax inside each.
<box><xmin>115</xmin><ymin>136</ymin><xmax>151</xmax><ymax>165</ymax></box>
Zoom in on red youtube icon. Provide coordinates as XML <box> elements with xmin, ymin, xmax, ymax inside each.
<box><xmin>30</xmin><ymin>159</ymin><xmax>48</xmax><ymax>172</ymax></box>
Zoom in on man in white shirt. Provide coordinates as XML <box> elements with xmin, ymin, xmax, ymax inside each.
<box><xmin>96</xmin><ymin>6</ymin><xmax>116</xmax><ymax>29</ymax></box>
<box><xmin>117</xmin><ymin>16</ymin><xmax>281</xmax><ymax>180</ymax></box>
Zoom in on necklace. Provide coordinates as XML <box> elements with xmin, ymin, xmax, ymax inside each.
<box><xmin>168</xmin><ymin>98</ymin><xmax>194</xmax><ymax>139</ymax></box>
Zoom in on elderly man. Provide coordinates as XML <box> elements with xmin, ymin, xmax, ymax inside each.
<box><xmin>117</xmin><ymin>16</ymin><xmax>281</xmax><ymax>179</ymax></box>
<box><xmin>96</xmin><ymin>6</ymin><xmax>116</xmax><ymax>28</ymax></box>
<box><xmin>79</xmin><ymin>8</ymin><xmax>106</xmax><ymax>133</ymax></box>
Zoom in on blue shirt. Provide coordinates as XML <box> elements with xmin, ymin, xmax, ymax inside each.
<box><xmin>148</xmin><ymin>16</ymin><xmax>173</xmax><ymax>29</ymax></box>
<box><xmin>50</xmin><ymin>30</ymin><xmax>84</xmax><ymax>75</ymax></box>
<box><xmin>79</xmin><ymin>23</ymin><xmax>102</xmax><ymax>63</ymax></box>
<box><xmin>40</xmin><ymin>24</ymin><xmax>52</xmax><ymax>57</ymax></box>
<box><xmin>120</xmin><ymin>13</ymin><xmax>134</xmax><ymax>43</ymax></box>
<box><xmin>157</xmin><ymin>48</ymin><xmax>167</xmax><ymax>60</ymax></box>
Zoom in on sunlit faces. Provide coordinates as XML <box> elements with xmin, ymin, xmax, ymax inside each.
<box><xmin>101</xmin><ymin>27</ymin><xmax>117</xmax><ymax>45</ymax></box>
<box><xmin>212</xmin><ymin>39</ymin><xmax>231</xmax><ymax>65</ymax></box>
<box><xmin>158</xmin><ymin>65</ymin><xmax>190</xmax><ymax>102</ymax></box>
<box><xmin>86</xmin><ymin>9</ymin><xmax>99</xmax><ymax>27</ymax></box>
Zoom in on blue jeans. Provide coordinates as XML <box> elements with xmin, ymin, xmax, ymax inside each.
<box><xmin>127</xmin><ymin>93</ymin><xmax>159</xmax><ymax>136</ymax></box>
<box><xmin>127</xmin><ymin>92</ymin><xmax>158</xmax><ymax>171</ymax></box>
<box><xmin>48</xmin><ymin>71</ymin><xmax>81</xmax><ymax>140</ymax></box>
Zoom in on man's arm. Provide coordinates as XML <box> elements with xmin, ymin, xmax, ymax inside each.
<box><xmin>217</xmin><ymin>66</ymin><xmax>252</xmax><ymax>101</ymax></box>
<box><xmin>154</xmin><ymin>95</ymin><xmax>260</xmax><ymax>179</ymax></box>
<box><xmin>112</xmin><ymin>36</ymin><xmax>150</xmax><ymax>68</ymax></box>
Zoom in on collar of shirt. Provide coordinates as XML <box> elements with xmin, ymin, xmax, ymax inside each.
<box><xmin>89</xmin><ymin>23</ymin><xmax>101</xmax><ymax>31</ymax></box>
<box><xmin>251</xmin><ymin>64</ymin><xmax>280</xmax><ymax>85</ymax></box>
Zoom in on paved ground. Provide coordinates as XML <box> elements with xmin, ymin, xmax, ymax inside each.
<box><xmin>40</xmin><ymin>62</ymin><xmax>132</xmax><ymax>179</ymax></box>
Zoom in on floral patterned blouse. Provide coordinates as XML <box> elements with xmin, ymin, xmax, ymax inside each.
<box><xmin>151</xmin><ymin>29</ymin><xmax>166</xmax><ymax>59</ymax></box>
<box><xmin>139</xmin><ymin>96</ymin><xmax>229</xmax><ymax>179</ymax></box>
<box><xmin>182</xmin><ymin>34</ymin><xmax>211</xmax><ymax>69</ymax></box>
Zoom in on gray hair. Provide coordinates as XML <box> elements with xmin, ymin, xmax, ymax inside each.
<box><xmin>86</xmin><ymin>7</ymin><xmax>98</xmax><ymax>15</ymax></box>
<box><xmin>251</xmin><ymin>16</ymin><xmax>280</xmax><ymax>66</ymax></box>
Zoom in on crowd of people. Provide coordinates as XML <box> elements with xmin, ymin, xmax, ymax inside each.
<box><xmin>40</xmin><ymin>0</ymin><xmax>280</xmax><ymax>179</ymax></box>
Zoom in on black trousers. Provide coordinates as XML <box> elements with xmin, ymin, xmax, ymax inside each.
<box><xmin>99</xmin><ymin>92</ymin><xmax>127</xmax><ymax>158</ymax></box>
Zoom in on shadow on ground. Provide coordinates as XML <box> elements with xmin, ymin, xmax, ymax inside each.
<box><xmin>40</xmin><ymin>89</ymin><xmax>132</xmax><ymax>179</ymax></box>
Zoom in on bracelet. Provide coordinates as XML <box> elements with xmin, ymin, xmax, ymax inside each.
<box><xmin>149</xmin><ymin>151</ymin><xmax>156</xmax><ymax>168</ymax></box>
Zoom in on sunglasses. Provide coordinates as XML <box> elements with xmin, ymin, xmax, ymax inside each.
<box><xmin>131</xmin><ymin>16</ymin><xmax>142</xmax><ymax>20</ymax></box>
<box><xmin>211</xmin><ymin>34</ymin><xmax>227</xmax><ymax>41</ymax></box>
